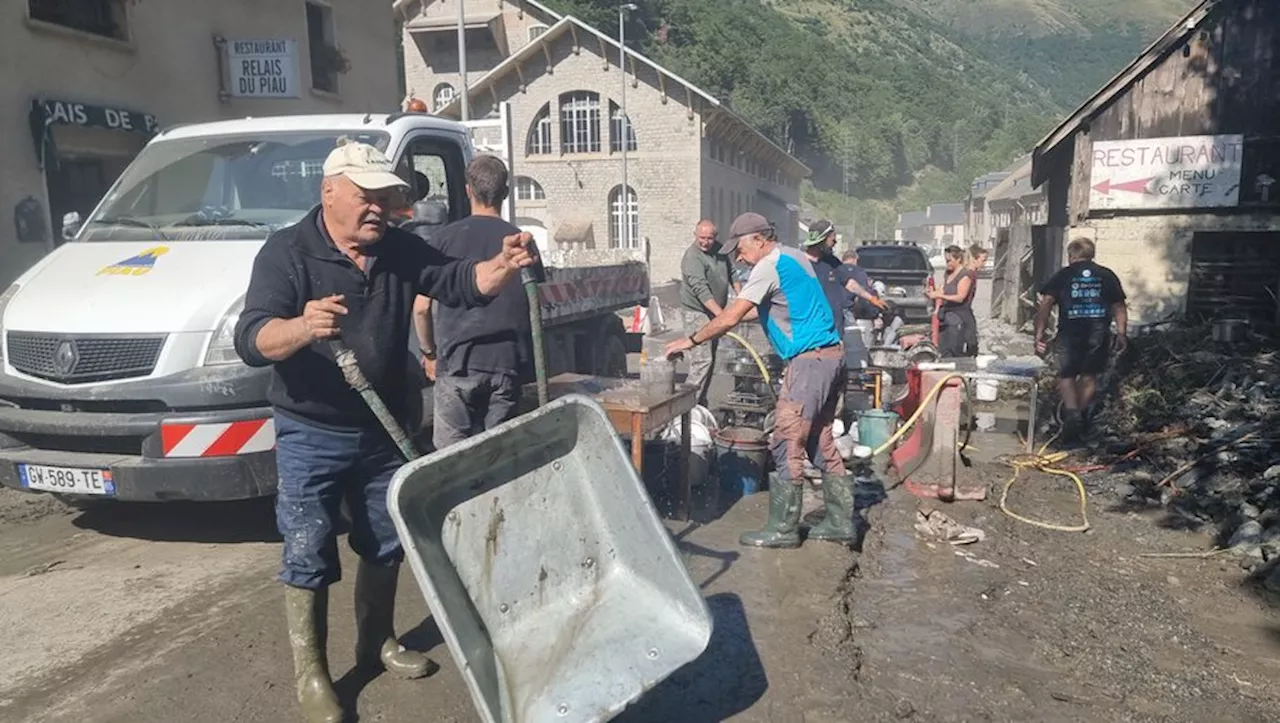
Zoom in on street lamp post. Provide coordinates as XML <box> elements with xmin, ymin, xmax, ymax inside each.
<box><xmin>458</xmin><ymin>0</ymin><xmax>469</xmax><ymax>121</ymax></box>
<box><xmin>619</xmin><ymin>3</ymin><xmax>637</xmax><ymax>248</ymax></box>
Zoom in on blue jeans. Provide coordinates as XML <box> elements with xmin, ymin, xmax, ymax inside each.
<box><xmin>273</xmin><ymin>412</ymin><xmax>406</xmax><ymax>590</ymax></box>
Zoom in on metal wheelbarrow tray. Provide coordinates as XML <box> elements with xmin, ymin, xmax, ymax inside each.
<box><xmin>388</xmin><ymin>394</ymin><xmax>713</xmax><ymax>723</ymax></box>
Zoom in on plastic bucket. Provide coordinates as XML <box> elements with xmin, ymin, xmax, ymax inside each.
<box><xmin>857</xmin><ymin>409</ymin><xmax>900</xmax><ymax>452</ymax></box>
<box><xmin>975</xmin><ymin>378</ymin><xmax>999</xmax><ymax>402</ymax></box>
<box><xmin>714</xmin><ymin>427</ymin><xmax>770</xmax><ymax>495</ymax></box>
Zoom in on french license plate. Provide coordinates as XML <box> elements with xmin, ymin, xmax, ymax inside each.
<box><xmin>19</xmin><ymin>464</ymin><xmax>115</xmax><ymax>496</ymax></box>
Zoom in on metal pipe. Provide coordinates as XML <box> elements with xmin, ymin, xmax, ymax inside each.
<box><xmin>457</xmin><ymin>0</ymin><xmax>469</xmax><ymax>121</ymax></box>
<box><xmin>618</xmin><ymin>4</ymin><xmax>636</xmax><ymax>248</ymax></box>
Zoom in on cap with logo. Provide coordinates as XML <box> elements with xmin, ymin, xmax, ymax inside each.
<box><xmin>323</xmin><ymin>142</ymin><xmax>409</xmax><ymax>191</ymax></box>
<box><xmin>720</xmin><ymin>212</ymin><xmax>774</xmax><ymax>256</ymax></box>
<box><xmin>803</xmin><ymin>219</ymin><xmax>836</xmax><ymax>247</ymax></box>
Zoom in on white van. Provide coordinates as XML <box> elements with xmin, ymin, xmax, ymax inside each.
<box><xmin>0</xmin><ymin>113</ymin><xmax>643</xmax><ymax>503</ymax></box>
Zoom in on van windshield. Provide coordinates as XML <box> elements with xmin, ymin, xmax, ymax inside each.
<box><xmin>79</xmin><ymin>130</ymin><xmax>392</xmax><ymax>242</ymax></box>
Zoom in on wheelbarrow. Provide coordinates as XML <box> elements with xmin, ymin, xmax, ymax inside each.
<box><xmin>386</xmin><ymin>393</ymin><xmax>713</xmax><ymax>722</ymax></box>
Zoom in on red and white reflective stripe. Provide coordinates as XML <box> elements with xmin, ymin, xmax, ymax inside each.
<box><xmin>160</xmin><ymin>418</ymin><xmax>276</xmax><ymax>458</ymax></box>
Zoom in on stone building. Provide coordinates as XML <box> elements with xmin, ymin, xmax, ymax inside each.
<box><xmin>1031</xmin><ymin>0</ymin><xmax>1280</xmax><ymax>327</ymax></box>
<box><xmin>398</xmin><ymin>0</ymin><xmax>809</xmax><ymax>286</ymax></box>
<box><xmin>893</xmin><ymin>203</ymin><xmax>966</xmax><ymax>248</ymax></box>
<box><xmin>2</xmin><ymin>0</ymin><xmax>401</xmax><ymax>289</ymax></box>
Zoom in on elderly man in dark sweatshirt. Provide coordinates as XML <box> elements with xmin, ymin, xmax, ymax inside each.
<box><xmin>679</xmin><ymin>219</ymin><xmax>741</xmax><ymax>406</ymax></box>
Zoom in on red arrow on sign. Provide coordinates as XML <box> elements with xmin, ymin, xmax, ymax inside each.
<box><xmin>1093</xmin><ymin>177</ymin><xmax>1156</xmax><ymax>195</ymax></box>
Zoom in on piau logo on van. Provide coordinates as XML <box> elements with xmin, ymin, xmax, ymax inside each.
<box><xmin>97</xmin><ymin>246</ymin><xmax>170</xmax><ymax>276</ymax></box>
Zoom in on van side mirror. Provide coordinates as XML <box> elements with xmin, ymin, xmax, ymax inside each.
<box><xmin>61</xmin><ymin>212</ymin><xmax>82</xmax><ymax>240</ymax></box>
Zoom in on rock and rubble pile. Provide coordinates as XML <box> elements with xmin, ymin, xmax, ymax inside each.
<box><xmin>1064</xmin><ymin>322</ymin><xmax>1280</xmax><ymax>590</ymax></box>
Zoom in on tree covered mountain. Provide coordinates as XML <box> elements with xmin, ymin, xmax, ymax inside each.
<box><xmin>545</xmin><ymin>0</ymin><xmax>1194</xmax><ymax>230</ymax></box>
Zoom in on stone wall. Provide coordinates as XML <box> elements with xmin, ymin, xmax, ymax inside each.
<box><xmin>456</xmin><ymin>33</ymin><xmax>705</xmax><ymax>286</ymax></box>
<box><xmin>1074</xmin><ymin>213</ymin><xmax>1280</xmax><ymax>324</ymax></box>
<box><xmin>1</xmin><ymin>0</ymin><xmax>399</xmax><ymax>288</ymax></box>
<box><xmin>401</xmin><ymin>0</ymin><xmax>558</xmax><ymax>109</ymax></box>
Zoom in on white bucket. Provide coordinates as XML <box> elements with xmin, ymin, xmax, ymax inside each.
<box><xmin>974</xmin><ymin>378</ymin><xmax>1000</xmax><ymax>402</ymax></box>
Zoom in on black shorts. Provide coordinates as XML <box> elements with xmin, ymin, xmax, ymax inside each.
<box><xmin>1056</xmin><ymin>325</ymin><xmax>1110</xmax><ymax>378</ymax></box>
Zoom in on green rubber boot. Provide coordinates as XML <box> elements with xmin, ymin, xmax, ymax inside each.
<box><xmin>739</xmin><ymin>479</ymin><xmax>803</xmax><ymax>548</ymax></box>
<box><xmin>354</xmin><ymin>561</ymin><xmax>437</xmax><ymax>679</ymax></box>
<box><xmin>808</xmin><ymin>473</ymin><xmax>857</xmax><ymax>544</ymax></box>
<box><xmin>283</xmin><ymin>585</ymin><xmax>344</xmax><ymax>723</ymax></box>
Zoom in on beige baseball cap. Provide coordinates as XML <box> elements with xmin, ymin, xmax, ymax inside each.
<box><xmin>322</xmin><ymin>142</ymin><xmax>409</xmax><ymax>190</ymax></box>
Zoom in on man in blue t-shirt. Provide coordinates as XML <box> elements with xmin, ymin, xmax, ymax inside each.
<box><xmin>1034</xmin><ymin>237</ymin><xmax>1128</xmax><ymax>443</ymax></box>
<box><xmin>665</xmin><ymin>213</ymin><xmax>857</xmax><ymax>550</ymax></box>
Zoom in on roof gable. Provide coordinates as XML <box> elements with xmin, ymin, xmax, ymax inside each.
<box><xmin>1031</xmin><ymin>0</ymin><xmax>1224</xmax><ymax>186</ymax></box>
<box><xmin>395</xmin><ymin>0</ymin><xmax>562</xmax><ymax>24</ymax></box>
<box><xmin>435</xmin><ymin>14</ymin><xmax>810</xmax><ymax>178</ymax></box>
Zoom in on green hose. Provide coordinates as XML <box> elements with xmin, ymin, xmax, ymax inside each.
<box><xmin>329</xmin><ymin>341</ymin><xmax>421</xmax><ymax>461</ymax></box>
<box><xmin>524</xmin><ymin>277</ymin><xmax>549</xmax><ymax>407</ymax></box>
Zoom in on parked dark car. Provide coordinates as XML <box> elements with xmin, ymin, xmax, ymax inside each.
<box><xmin>853</xmin><ymin>241</ymin><xmax>933</xmax><ymax>324</ymax></box>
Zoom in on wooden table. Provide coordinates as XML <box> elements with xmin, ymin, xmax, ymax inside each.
<box><xmin>521</xmin><ymin>373</ymin><xmax>700</xmax><ymax>520</ymax></box>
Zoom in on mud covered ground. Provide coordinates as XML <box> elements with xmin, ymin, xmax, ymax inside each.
<box><xmin>2</xmin><ymin>450</ymin><xmax>1278</xmax><ymax>722</ymax></box>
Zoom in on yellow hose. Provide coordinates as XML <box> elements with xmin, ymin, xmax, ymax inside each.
<box><xmin>725</xmin><ymin>331</ymin><xmax>771</xmax><ymax>385</ymax></box>
<box><xmin>996</xmin><ymin>434</ymin><xmax>1090</xmax><ymax>532</ymax></box>
<box><xmin>720</xmin><ymin>335</ymin><xmax>1088</xmax><ymax>532</ymax></box>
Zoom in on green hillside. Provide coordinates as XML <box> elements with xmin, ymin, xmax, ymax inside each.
<box><xmin>887</xmin><ymin>0</ymin><xmax>1195</xmax><ymax>107</ymax></box>
<box><xmin>545</xmin><ymin>0</ymin><xmax>1192</xmax><ymax>231</ymax></box>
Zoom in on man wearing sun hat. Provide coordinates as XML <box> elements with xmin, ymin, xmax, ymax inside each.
<box><xmin>233</xmin><ymin>140</ymin><xmax>538</xmax><ymax>722</ymax></box>
<box><xmin>664</xmin><ymin>212</ymin><xmax>858</xmax><ymax>550</ymax></box>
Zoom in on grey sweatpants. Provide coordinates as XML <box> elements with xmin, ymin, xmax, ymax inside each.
<box><xmin>679</xmin><ymin>308</ymin><xmax>718</xmax><ymax>406</ymax></box>
<box><xmin>432</xmin><ymin>371</ymin><xmax>522</xmax><ymax>450</ymax></box>
<box><xmin>771</xmin><ymin>346</ymin><xmax>848</xmax><ymax>484</ymax></box>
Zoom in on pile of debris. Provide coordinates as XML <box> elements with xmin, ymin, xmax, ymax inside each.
<box><xmin>1068</xmin><ymin>322</ymin><xmax>1280</xmax><ymax>586</ymax></box>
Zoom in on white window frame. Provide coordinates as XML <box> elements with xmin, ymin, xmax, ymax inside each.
<box><xmin>559</xmin><ymin>92</ymin><xmax>601</xmax><ymax>155</ymax></box>
<box><xmin>528</xmin><ymin>23</ymin><xmax>548</xmax><ymax>41</ymax></box>
<box><xmin>514</xmin><ymin>176</ymin><xmax>546</xmax><ymax>203</ymax></box>
<box><xmin>609</xmin><ymin>102</ymin><xmax>637</xmax><ymax>153</ymax></box>
<box><xmin>609</xmin><ymin>185</ymin><xmax>639</xmax><ymax>249</ymax></box>
<box><xmin>432</xmin><ymin>83</ymin><xmax>455</xmax><ymax>112</ymax></box>
<box><xmin>527</xmin><ymin>104</ymin><xmax>553</xmax><ymax>156</ymax></box>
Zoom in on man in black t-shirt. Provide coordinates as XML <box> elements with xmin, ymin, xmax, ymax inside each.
<box><xmin>1035</xmin><ymin>237</ymin><xmax>1128</xmax><ymax>442</ymax></box>
<box><xmin>416</xmin><ymin>155</ymin><xmax>541</xmax><ymax>449</ymax></box>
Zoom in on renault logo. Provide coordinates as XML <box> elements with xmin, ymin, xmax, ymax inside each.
<box><xmin>53</xmin><ymin>340</ymin><xmax>79</xmax><ymax>377</ymax></box>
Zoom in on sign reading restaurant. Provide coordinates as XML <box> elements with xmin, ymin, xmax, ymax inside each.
<box><xmin>1089</xmin><ymin>134</ymin><xmax>1245</xmax><ymax>211</ymax></box>
<box><xmin>226</xmin><ymin>38</ymin><xmax>300</xmax><ymax>98</ymax></box>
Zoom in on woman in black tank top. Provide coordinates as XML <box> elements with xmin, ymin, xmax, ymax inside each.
<box><xmin>926</xmin><ymin>246</ymin><xmax>977</xmax><ymax>358</ymax></box>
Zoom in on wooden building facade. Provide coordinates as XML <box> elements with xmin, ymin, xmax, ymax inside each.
<box><xmin>1031</xmin><ymin>0</ymin><xmax>1280</xmax><ymax>327</ymax></box>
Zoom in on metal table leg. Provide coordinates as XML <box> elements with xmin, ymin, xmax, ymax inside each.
<box><xmin>676</xmin><ymin>410</ymin><xmax>692</xmax><ymax>522</ymax></box>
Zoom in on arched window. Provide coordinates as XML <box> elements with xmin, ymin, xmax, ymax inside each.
<box><xmin>559</xmin><ymin>91</ymin><xmax>601</xmax><ymax>154</ymax></box>
<box><xmin>432</xmin><ymin>83</ymin><xmax>455</xmax><ymax>112</ymax></box>
<box><xmin>528</xmin><ymin>24</ymin><xmax>548</xmax><ymax>41</ymax></box>
<box><xmin>608</xmin><ymin>185</ymin><xmax>638</xmax><ymax>249</ymax></box>
<box><xmin>609</xmin><ymin>102</ymin><xmax>636</xmax><ymax>152</ymax></box>
<box><xmin>514</xmin><ymin>176</ymin><xmax>546</xmax><ymax>202</ymax></box>
<box><xmin>527</xmin><ymin>103</ymin><xmax>552</xmax><ymax>156</ymax></box>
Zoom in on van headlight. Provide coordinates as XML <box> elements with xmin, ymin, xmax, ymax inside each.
<box><xmin>0</xmin><ymin>284</ymin><xmax>18</xmax><ymax>368</ymax></box>
<box><xmin>203</xmin><ymin>297</ymin><xmax>245</xmax><ymax>366</ymax></box>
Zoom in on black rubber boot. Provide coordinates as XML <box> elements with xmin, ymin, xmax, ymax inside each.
<box><xmin>354</xmin><ymin>560</ymin><xmax>437</xmax><ymax>679</ymax></box>
<box><xmin>283</xmin><ymin>585</ymin><xmax>344</xmax><ymax>723</ymax></box>
<box><xmin>808</xmin><ymin>473</ymin><xmax>857</xmax><ymax>543</ymax></box>
<box><xmin>739</xmin><ymin>479</ymin><xmax>803</xmax><ymax>548</ymax></box>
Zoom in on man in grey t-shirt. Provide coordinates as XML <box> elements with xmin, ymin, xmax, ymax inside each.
<box><xmin>678</xmin><ymin>219</ymin><xmax>740</xmax><ymax>406</ymax></box>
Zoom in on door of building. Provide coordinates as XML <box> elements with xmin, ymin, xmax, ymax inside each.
<box><xmin>45</xmin><ymin>155</ymin><xmax>126</xmax><ymax>245</ymax></box>
<box><xmin>1186</xmin><ymin>231</ymin><xmax>1280</xmax><ymax>329</ymax></box>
